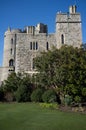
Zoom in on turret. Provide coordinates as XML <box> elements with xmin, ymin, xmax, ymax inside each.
<box><xmin>1</xmin><ymin>27</ymin><xmax>21</xmax><ymax>81</ymax></box>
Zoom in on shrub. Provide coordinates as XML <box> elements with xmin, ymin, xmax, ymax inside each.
<box><xmin>82</xmin><ymin>88</ymin><xmax>86</xmax><ymax>96</ymax></box>
<box><xmin>40</xmin><ymin>103</ymin><xmax>58</xmax><ymax>109</ymax></box>
<box><xmin>42</xmin><ymin>89</ymin><xmax>57</xmax><ymax>103</ymax></box>
<box><xmin>31</xmin><ymin>88</ymin><xmax>44</xmax><ymax>102</ymax></box>
<box><xmin>74</xmin><ymin>96</ymin><xmax>81</xmax><ymax>103</ymax></box>
<box><xmin>15</xmin><ymin>84</ymin><xmax>31</xmax><ymax>102</ymax></box>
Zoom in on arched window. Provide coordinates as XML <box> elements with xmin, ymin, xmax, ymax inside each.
<box><xmin>9</xmin><ymin>59</ymin><xmax>14</xmax><ymax>66</ymax></box>
<box><xmin>61</xmin><ymin>34</ymin><xmax>64</xmax><ymax>44</ymax></box>
<box><xmin>46</xmin><ymin>42</ymin><xmax>49</xmax><ymax>50</ymax></box>
<box><xmin>11</xmin><ymin>38</ymin><xmax>13</xmax><ymax>44</ymax></box>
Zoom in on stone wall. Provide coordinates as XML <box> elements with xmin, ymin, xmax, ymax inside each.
<box><xmin>15</xmin><ymin>33</ymin><xmax>56</xmax><ymax>73</ymax></box>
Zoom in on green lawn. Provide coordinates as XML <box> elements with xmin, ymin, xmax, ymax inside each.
<box><xmin>0</xmin><ymin>103</ymin><xmax>86</xmax><ymax>130</ymax></box>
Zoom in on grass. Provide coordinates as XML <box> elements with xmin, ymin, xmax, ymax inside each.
<box><xmin>0</xmin><ymin>103</ymin><xmax>86</xmax><ymax>130</ymax></box>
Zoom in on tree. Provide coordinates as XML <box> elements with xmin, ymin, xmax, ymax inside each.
<box><xmin>3</xmin><ymin>72</ymin><xmax>21</xmax><ymax>92</ymax></box>
<box><xmin>34</xmin><ymin>48</ymin><xmax>60</xmax><ymax>87</ymax></box>
<box><xmin>34</xmin><ymin>45</ymin><xmax>86</xmax><ymax>102</ymax></box>
<box><xmin>2</xmin><ymin>72</ymin><xmax>33</xmax><ymax>102</ymax></box>
<box><xmin>2</xmin><ymin>72</ymin><xmax>21</xmax><ymax>101</ymax></box>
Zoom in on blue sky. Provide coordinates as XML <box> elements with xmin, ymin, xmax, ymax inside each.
<box><xmin>0</xmin><ymin>0</ymin><xmax>86</xmax><ymax>66</ymax></box>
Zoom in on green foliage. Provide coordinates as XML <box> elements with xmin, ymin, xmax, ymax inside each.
<box><xmin>34</xmin><ymin>46</ymin><xmax>86</xmax><ymax>102</ymax></box>
<box><xmin>15</xmin><ymin>74</ymin><xmax>33</xmax><ymax>102</ymax></box>
<box><xmin>1</xmin><ymin>72</ymin><xmax>33</xmax><ymax>102</ymax></box>
<box><xmin>82</xmin><ymin>88</ymin><xmax>86</xmax><ymax>96</ymax></box>
<box><xmin>3</xmin><ymin>72</ymin><xmax>21</xmax><ymax>92</ymax></box>
<box><xmin>31</xmin><ymin>88</ymin><xmax>44</xmax><ymax>102</ymax></box>
<box><xmin>1</xmin><ymin>46</ymin><xmax>86</xmax><ymax>104</ymax></box>
<box><xmin>40</xmin><ymin>103</ymin><xmax>58</xmax><ymax>109</ymax></box>
<box><xmin>15</xmin><ymin>84</ymin><xmax>31</xmax><ymax>102</ymax></box>
<box><xmin>74</xmin><ymin>96</ymin><xmax>81</xmax><ymax>103</ymax></box>
<box><xmin>42</xmin><ymin>89</ymin><xmax>57</xmax><ymax>103</ymax></box>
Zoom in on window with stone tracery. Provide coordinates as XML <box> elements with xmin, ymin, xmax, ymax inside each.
<box><xmin>30</xmin><ymin>42</ymin><xmax>38</xmax><ymax>50</ymax></box>
<box><xmin>11</xmin><ymin>38</ymin><xmax>13</xmax><ymax>44</ymax></box>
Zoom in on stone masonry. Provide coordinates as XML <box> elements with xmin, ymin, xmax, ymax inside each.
<box><xmin>0</xmin><ymin>5</ymin><xmax>82</xmax><ymax>82</ymax></box>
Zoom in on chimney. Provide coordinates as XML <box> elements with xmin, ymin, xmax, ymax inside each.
<box><xmin>69</xmin><ymin>5</ymin><xmax>77</xmax><ymax>14</ymax></box>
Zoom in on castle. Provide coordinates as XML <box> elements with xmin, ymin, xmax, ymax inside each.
<box><xmin>0</xmin><ymin>5</ymin><xmax>82</xmax><ymax>82</ymax></box>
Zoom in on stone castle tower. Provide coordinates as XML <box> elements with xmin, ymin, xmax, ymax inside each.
<box><xmin>56</xmin><ymin>5</ymin><xmax>82</xmax><ymax>48</ymax></box>
<box><xmin>0</xmin><ymin>5</ymin><xmax>82</xmax><ymax>82</ymax></box>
